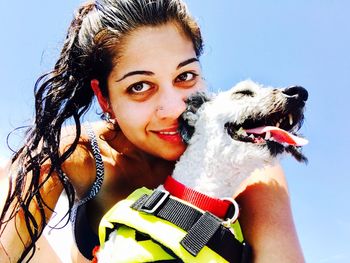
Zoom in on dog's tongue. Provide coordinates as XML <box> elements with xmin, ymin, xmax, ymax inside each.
<box><xmin>245</xmin><ymin>126</ymin><xmax>308</xmax><ymax>146</ymax></box>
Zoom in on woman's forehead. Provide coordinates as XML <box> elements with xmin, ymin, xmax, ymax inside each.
<box><xmin>110</xmin><ymin>22</ymin><xmax>198</xmax><ymax>75</ymax></box>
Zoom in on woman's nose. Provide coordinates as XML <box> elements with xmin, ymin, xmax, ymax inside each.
<box><xmin>155</xmin><ymin>89</ymin><xmax>187</xmax><ymax>120</ymax></box>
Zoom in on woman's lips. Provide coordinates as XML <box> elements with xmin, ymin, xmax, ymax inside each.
<box><xmin>153</xmin><ymin>128</ymin><xmax>183</xmax><ymax>143</ymax></box>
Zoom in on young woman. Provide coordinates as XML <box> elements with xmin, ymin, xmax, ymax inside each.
<box><xmin>0</xmin><ymin>0</ymin><xmax>304</xmax><ymax>262</ymax></box>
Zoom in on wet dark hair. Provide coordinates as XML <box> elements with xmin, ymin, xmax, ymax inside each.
<box><xmin>0</xmin><ymin>0</ymin><xmax>203</xmax><ymax>261</ymax></box>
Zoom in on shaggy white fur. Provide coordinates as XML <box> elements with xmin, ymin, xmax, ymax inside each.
<box><xmin>172</xmin><ymin>79</ymin><xmax>308</xmax><ymax>198</ymax></box>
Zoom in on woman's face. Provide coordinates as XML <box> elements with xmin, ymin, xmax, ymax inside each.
<box><xmin>103</xmin><ymin>22</ymin><xmax>206</xmax><ymax>161</ymax></box>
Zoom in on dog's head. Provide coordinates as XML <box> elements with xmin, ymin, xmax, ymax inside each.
<box><xmin>179</xmin><ymin>80</ymin><xmax>308</xmax><ymax>163</ymax></box>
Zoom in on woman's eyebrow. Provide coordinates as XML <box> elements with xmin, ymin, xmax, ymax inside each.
<box><xmin>116</xmin><ymin>70</ymin><xmax>154</xmax><ymax>82</ymax></box>
<box><xmin>177</xmin><ymin>57</ymin><xmax>199</xmax><ymax>69</ymax></box>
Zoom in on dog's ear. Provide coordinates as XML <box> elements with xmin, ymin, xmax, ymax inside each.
<box><xmin>179</xmin><ymin>91</ymin><xmax>211</xmax><ymax>144</ymax></box>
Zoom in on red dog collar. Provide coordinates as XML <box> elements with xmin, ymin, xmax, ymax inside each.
<box><xmin>163</xmin><ymin>176</ymin><xmax>235</xmax><ymax>219</ymax></box>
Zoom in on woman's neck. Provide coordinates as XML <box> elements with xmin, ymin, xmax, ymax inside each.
<box><xmin>104</xmin><ymin>127</ymin><xmax>176</xmax><ymax>188</ymax></box>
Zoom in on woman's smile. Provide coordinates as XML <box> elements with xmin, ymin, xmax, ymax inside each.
<box><xmin>151</xmin><ymin>126</ymin><xmax>183</xmax><ymax>144</ymax></box>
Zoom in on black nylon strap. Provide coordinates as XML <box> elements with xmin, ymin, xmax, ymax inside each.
<box><xmin>131</xmin><ymin>191</ymin><xmax>203</xmax><ymax>231</ymax></box>
<box><xmin>131</xmin><ymin>190</ymin><xmax>251</xmax><ymax>262</ymax></box>
<box><xmin>180</xmin><ymin>212</ymin><xmax>221</xmax><ymax>256</ymax></box>
<box><xmin>157</xmin><ymin>198</ymin><xmax>202</xmax><ymax>231</ymax></box>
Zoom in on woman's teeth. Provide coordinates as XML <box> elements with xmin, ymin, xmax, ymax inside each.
<box><xmin>159</xmin><ymin>131</ymin><xmax>178</xmax><ymax>135</ymax></box>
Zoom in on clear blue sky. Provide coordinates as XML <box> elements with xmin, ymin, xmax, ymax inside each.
<box><xmin>1</xmin><ymin>1</ymin><xmax>349</xmax><ymax>262</ymax></box>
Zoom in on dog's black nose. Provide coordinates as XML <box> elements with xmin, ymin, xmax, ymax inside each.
<box><xmin>283</xmin><ymin>86</ymin><xmax>308</xmax><ymax>101</ymax></box>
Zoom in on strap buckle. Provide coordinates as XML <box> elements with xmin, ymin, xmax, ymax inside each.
<box><xmin>140</xmin><ymin>189</ymin><xmax>170</xmax><ymax>214</ymax></box>
<box><xmin>221</xmin><ymin>197</ymin><xmax>240</xmax><ymax>227</ymax></box>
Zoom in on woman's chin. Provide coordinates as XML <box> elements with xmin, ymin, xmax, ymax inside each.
<box><xmin>159</xmin><ymin>147</ymin><xmax>186</xmax><ymax>162</ymax></box>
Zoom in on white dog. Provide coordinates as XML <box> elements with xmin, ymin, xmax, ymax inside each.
<box><xmin>96</xmin><ymin>80</ymin><xmax>308</xmax><ymax>262</ymax></box>
<box><xmin>172</xmin><ymin>79</ymin><xmax>308</xmax><ymax>198</ymax></box>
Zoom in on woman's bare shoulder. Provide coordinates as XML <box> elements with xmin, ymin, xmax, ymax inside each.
<box><xmin>60</xmin><ymin>121</ymin><xmax>109</xmax><ymax>198</ymax></box>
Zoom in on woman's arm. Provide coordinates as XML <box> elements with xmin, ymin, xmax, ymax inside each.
<box><xmin>0</xmin><ymin>125</ymin><xmax>100</xmax><ymax>262</ymax></box>
<box><xmin>29</xmin><ymin>235</ymin><xmax>63</xmax><ymax>263</ymax></box>
<box><xmin>0</xmin><ymin>163</ymin><xmax>64</xmax><ymax>262</ymax></box>
<box><xmin>235</xmin><ymin>164</ymin><xmax>305</xmax><ymax>263</ymax></box>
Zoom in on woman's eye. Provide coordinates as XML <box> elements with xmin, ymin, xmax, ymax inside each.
<box><xmin>176</xmin><ymin>72</ymin><xmax>198</xmax><ymax>82</ymax></box>
<box><xmin>128</xmin><ymin>82</ymin><xmax>152</xmax><ymax>94</ymax></box>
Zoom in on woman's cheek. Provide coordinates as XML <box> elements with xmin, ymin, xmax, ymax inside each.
<box><xmin>115</xmin><ymin>102</ymin><xmax>152</xmax><ymax>130</ymax></box>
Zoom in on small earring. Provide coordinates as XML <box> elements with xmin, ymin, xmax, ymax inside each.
<box><xmin>103</xmin><ymin>112</ymin><xmax>119</xmax><ymax>129</ymax></box>
<box><xmin>103</xmin><ymin>112</ymin><xmax>111</xmax><ymax>122</ymax></box>
<box><xmin>103</xmin><ymin>112</ymin><xmax>116</xmax><ymax>124</ymax></box>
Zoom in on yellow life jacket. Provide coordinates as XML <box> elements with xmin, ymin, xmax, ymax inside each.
<box><xmin>97</xmin><ymin>187</ymin><xmax>251</xmax><ymax>263</ymax></box>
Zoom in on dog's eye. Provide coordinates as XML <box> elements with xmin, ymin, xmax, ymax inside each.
<box><xmin>232</xmin><ymin>90</ymin><xmax>255</xmax><ymax>97</ymax></box>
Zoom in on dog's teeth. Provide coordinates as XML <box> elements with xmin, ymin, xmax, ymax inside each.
<box><xmin>237</xmin><ymin>127</ymin><xmax>245</xmax><ymax>135</ymax></box>
<box><xmin>289</xmin><ymin>114</ymin><xmax>293</xmax><ymax>125</ymax></box>
<box><xmin>276</xmin><ymin>118</ymin><xmax>283</xmax><ymax>128</ymax></box>
<box><xmin>264</xmin><ymin>131</ymin><xmax>271</xmax><ymax>140</ymax></box>
<box><xmin>249</xmin><ymin>134</ymin><xmax>255</xmax><ymax>139</ymax></box>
